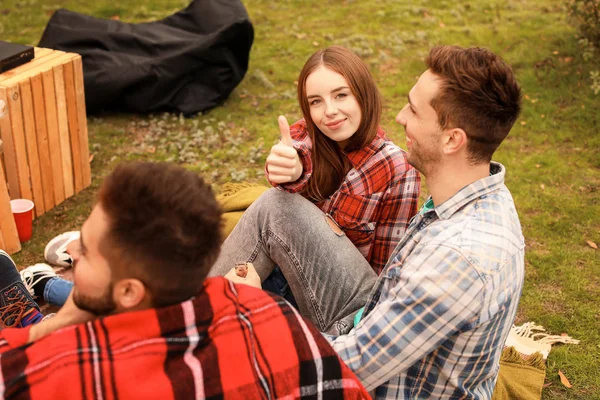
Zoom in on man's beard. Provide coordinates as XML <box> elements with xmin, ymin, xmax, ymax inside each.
<box><xmin>408</xmin><ymin>140</ymin><xmax>442</xmax><ymax>176</ymax></box>
<box><xmin>72</xmin><ymin>284</ymin><xmax>117</xmax><ymax>316</ymax></box>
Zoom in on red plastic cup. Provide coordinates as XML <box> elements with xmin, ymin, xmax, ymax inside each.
<box><xmin>10</xmin><ymin>199</ymin><xmax>35</xmax><ymax>243</ymax></box>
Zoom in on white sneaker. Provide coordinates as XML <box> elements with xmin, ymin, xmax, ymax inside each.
<box><xmin>19</xmin><ymin>263</ymin><xmax>57</xmax><ymax>298</ymax></box>
<box><xmin>44</xmin><ymin>231</ymin><xmax>80</xmax><ymax>268</ymax></box>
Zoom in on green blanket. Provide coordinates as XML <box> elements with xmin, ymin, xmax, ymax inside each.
<box><xmin>492</xmin><ymin>347</ymin><xmax>546</xmax><ymax>400</ymax></box>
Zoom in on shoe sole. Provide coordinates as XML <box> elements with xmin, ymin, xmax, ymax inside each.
<box><xmin>44</xmin><ymin>231</ymin><xmax>79</xmax><ymax>267</ymax></box>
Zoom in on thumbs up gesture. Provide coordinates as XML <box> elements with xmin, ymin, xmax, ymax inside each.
<box><xmin>266</xmin><ymin>116</ymin><xmax>303</xmax><ymax>184</ymax></box>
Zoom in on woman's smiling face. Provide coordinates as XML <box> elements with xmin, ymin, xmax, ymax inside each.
<box><xmin>305</xmin><ymin>66</ymin><xmax>362</xmax><ymax>148</ymax></box>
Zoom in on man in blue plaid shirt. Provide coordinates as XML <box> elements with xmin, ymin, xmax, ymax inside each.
<box><xmin>324</xmin><ymin>45</ymin><xmax>525</xmax><ymax>398</ymax></box>
<box><xmin>230</xmin><ymin>44</ymin><xmax>524</xmax><ymax>398</ymax></box>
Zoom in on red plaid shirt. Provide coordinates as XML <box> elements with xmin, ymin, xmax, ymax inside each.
<box><xmin>270</xmin><ymin>120</ymin><xmax>421</xmax><ymax>274</ymax></box>
<box><xmin>0</xmin><ymin>277</ymin><xmax>369</xmax><ymax>399</ymax></box>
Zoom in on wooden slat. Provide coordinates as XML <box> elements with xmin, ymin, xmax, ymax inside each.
<box><xmin>5</xmin><ymin>85</ymin><xmax>32</xmax><ymax>202</ymax></box>
<box><xmin>18</xmin><ymin>79</ymin><xmax>45</xmax><ymax>216</ymax></box>
<box><xmin>42</xmin><ymin>68</ymin><xmax>65</xmax><ymax>205</ymax></box>
<box><xmin>0</xmin><ymin>50</ymin><xmax>66</xmax><ymax>85</ymax></box>
<box><xmin>0</xmin><ymin>88</ymin><xmax>20</xmax><ymax>198</ymax></box>
<box><xmin>30</xmin><ymin>74</ymin><xmax>55</xmax><ymax>211</ymax></box>
<box><xmin>63</xmin><ymin>59</ymin><xmax>83</xmax><ymax>193</ymax></box>
<box><xmin>53</xmin><ymin>64</ymin><xmax>75</xmax><ymax>199</ymax></box>
<box><xmin>72</xmin><ymin>56</ymin><xmax>91</xmax><ymax>188</ymax></box>
<box><xmin>0</xmin><ymin>161</ymin><xmax>21</xmax><ymax>254</ymax></box>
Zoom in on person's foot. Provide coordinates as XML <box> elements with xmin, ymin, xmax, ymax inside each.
<box><xmin>20</xmin><ymin>263</ymin><xmax>57</xmax><ymax>298</ymax></box>
<box><xmin>44</xmin><ymin>231</ymin><xmax>80</xmax><ymax>268</ymax></box>
<box><xmin>0</xmin><ymin>250</ymin><xmax>43</xmax><ymax>328</ymax></box>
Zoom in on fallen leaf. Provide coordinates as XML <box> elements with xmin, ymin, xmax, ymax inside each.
<box><xmin>520</xmin><ymin>121</ymin><xmax>527</xmax><ymax>126</ymax></box>
<box><xmin>89</xmin><ymin>154</ymin><xmax>95</xmax><ymax>163</ymax></box>
<box><xmin>536</xmin><ymin>164</ymin><xmax>541</xmax><ymax>168</ymax></box>
<box><xmin>110</xmin><ymin>15</ymin><xmax>120</xmax><ymax>20</ymax></box>
<box><xmin>439</xmin><ymin>22</ymin><xmax>446</xmax><ymax>28</ymax></box>
<box><xmin>295</xmin><ymin>33</ymin><xmax>307</xmax><ymax>40</ymax></box>
<box><xmin>239</xmin><ymin>94</ymin><xmax>247</xmax><ymax>99</ymax></box>
<box><xmin>541</xmin><ymin>114</ymin><xmax>545</xmax><ymax>118</ymax></box>
<box><xmin>540</xmin><ymin>184</ymin><xmax>545</xmax><ymax>190</ymax></box>
<box><xmin>558</xmin><ymin>370</ymin><xmax>572</xmax><ymax>388</ymax></box>
<box><xmin>543</xmin><ymin>382</ymin><xmax>553</xmax><ymax>388</ymax></box>
<box><xmin>552</xmin><ymin>50</ymin><xmax>559</xmax><ymax>55</ymax></box>
<box><xmin>525</xmin><ymin>94</ymin><xmax>531</xmax><ymax>100</ymax></box>
<box><xmin>312</xmin><ymin>41</ymin><xmax>319</xmax><ymax>47</ymax></box>
<box><xmin>564</xmin><ymin>57</ymin><xmax>573</xmax><ymax>63</ymax></box>
<box><xmin>586</xmin><ymin>240</ymin><xmax>598</xmax><ymax>249</ymax></box>
<box><xmin>147</xmin><ymin>146</ymin><xmax>156</xmax><ymax>154</ymax></box>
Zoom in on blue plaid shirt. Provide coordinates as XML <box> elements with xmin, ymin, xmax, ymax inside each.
<box><xmin>328</xmin><ymin>162</ymin><xmax>525</xmax><ymax>399</ymax></box>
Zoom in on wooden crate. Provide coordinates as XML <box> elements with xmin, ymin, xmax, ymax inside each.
<box><xmin>0</xmin><ymin>47</ymin><xmax>91</xmax><ymax>219</ymax></box>
<box><xmin>0</xmin><ymin>139</ymin><xmax>21</xmax><ymax>254</ymax></box>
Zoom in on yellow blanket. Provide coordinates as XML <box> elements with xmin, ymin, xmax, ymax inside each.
<box><xmin>217</xmin><ymin>183</ymin><xmax>269</xmax><ymax>238</ymax></box>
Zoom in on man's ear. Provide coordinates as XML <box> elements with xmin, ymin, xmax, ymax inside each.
<box><xmin>113</xmin><ymin>279</ymin><xmax>148</xmax><ymax>310</ymax></box>
<box><xmin>442</xmin><ymin>128</ymin><xmax>468</xmax><ymax>155</ymax></box>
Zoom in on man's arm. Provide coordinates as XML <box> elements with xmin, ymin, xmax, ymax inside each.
<box><xmin>28</xmin><ymin>292</ymin><xmax>95</xmax><ymax>343</ymax></box>
<box><xmin>328</xmin><ymin>244</ymin><xmax>484</xmax><ymax>391</ymax></box>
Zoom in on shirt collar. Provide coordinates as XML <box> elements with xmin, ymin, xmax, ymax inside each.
<box><xmin>345</xmin><ymin>127</ymin><xmax>387</xmax><ymax>169</ymax></box>
<box><xmin>431</xmin><ymin>162</ymin><xmax>506</xmax><ymax>220</ymax></box>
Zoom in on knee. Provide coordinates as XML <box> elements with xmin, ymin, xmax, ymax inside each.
<box><xmin>251</xmin><ymin>188</ymin><xmax>313</xmax><ymax>220</ymax></box>
<box><xmin>254</xmin><ymin>188</ymin><xmax>295</xmax><ymax>211</ymax></box>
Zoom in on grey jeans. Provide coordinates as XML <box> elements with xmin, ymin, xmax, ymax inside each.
<box><xmin>209</xmin><ymin>188</ymin><xmax>377</xmax><ymax>334</ymax></box>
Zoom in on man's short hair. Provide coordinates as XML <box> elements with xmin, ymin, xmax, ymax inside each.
<box><xmin>426</xmin><ymin>45</ymin><xmax>522</xmax><ymax>163</ymax></box>
<box><xmin>97</xmin><ymin>162</ymin><xmax>222</xmax><ymax>307</ymax></box>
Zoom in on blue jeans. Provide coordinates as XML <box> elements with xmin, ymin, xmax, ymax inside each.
<box><xmin>262</xmin><ymin>267</ymin><xmax>299</xmax><ymax>310</ymax></box>
<box><xmin>44</xmin><ymin>277</ymin><xmax>73</xmax><ymax>306</ymax></box>
<box><xmin>208</xmin><ymin>189</ymin><xmax>377</xmax><ymax>334</ymax></box>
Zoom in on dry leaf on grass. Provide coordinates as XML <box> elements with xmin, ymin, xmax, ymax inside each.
<box><xmin>558</xmin><ymin>370</ymin><xmax>572</xmax><ymax>388</ymax></box>
<box><xmin>586</xmin><ymin>240</ymin><xmax>598</xmax><ymax>249</ymax></box>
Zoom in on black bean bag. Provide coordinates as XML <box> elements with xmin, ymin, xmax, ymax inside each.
<box><xmin>39</xmin><ymin>0</ymin><xmax>253</xmax><ymax>115</ymax></box>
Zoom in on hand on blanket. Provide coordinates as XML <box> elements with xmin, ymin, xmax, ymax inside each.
<box><xmin>266</xmin><ymin>115</ymin><xmax>303</xmax><ymax>183</ymax></box>
<box><xmin>28</xmin><ymin>292</ymin><xmax>95</xmax><ymax>343</ymax></box>
<box><xmin>225</xmin><ymin>263</ymin><xmax>262</xmax><ymax>289</ymax></box>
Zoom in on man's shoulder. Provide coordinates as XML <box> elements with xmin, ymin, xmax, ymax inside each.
<box><xmin>203</xmin><ymin>277</ymin><xmax>321</xmax><ymax>339</ymax></box>
<box><xmin>435</xmin><ymin>185</ymin><xmax>524</xmax><ymax>273</ymax></box>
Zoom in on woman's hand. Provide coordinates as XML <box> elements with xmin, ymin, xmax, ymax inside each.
<box><xmin>225</xmin><ymin>263</ymin><xmax>262</xmax><ymax>289</ymax></box>
<box><xmin>266</xmin><ymin>116</ymin><xmax>303</xmax><ymax>183</ymax></box>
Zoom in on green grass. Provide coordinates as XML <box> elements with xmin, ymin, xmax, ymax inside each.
<box><xmin>1</xmin><ymin>0</ymin><xmax>599</xmax><ymax>398</ymax></box>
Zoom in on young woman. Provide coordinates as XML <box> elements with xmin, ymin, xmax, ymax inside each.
<box><xmin>210</xmin><ymin>45</ymin><xmax>420</xmax><ymax>333</ymax></box>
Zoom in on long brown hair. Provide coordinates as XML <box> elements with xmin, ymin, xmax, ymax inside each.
<box><xmin>297</xmin><ymin>45</ymin><xmax>382</xmax><ymax>201</ymax></box>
